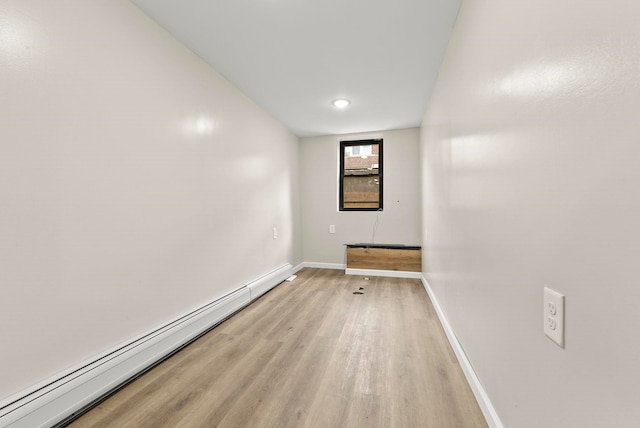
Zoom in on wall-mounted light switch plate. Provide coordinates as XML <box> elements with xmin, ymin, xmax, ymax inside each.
<box><xmin>329</xmin><ymin>224</ymin><xmax>336</xmax><ymax>234</ymax></box>
<box><xmin>272</xmin><ymin>227</ymin><xmax>278</xmax><ymax>239</ymax></box>
<box><xmin>544</xmin><ymin>287</ymin><xmax>564</xmax><ymax>347</ymax></box>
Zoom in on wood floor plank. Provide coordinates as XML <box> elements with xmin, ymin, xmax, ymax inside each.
<box><xmin>68</xmin><ymin>268</ymin><xmax>487</xmax><ymax>428</ymax></box>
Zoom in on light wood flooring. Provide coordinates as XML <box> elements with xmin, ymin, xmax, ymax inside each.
<box><xmin>68</xmin><ymin>268</ymin><xmax>487</xmax><ymax>428</ymax></box>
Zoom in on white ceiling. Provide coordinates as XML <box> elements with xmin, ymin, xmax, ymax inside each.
<box><xmin>131</xmin><ymin>0</ymin><xmax>462</xmax><ymax>137</ymax></box>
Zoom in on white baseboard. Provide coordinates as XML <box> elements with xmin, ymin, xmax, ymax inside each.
<box><xmin>421</xmin><ymin>274</ymin><xmax>504</xmax><ymax>428</ymax></box>
<box><xmin>0</xmin><ymin>264</ymin><xmax>293</xmax><ymax>428</ymax></box>
<box><xmin>300</xmin><ymin>261</ymin><xmax>345</xmax><ymax>270</ymax></box>
<box><xmin>345</xmin><ymin>268</ymin><xmax>422</xmax><ymax>279</ymax></box>
<box><xmin>292</xmin><ymin>262</ymin><xmax>306</xmax><ymax>273</ymax></box>
<box><xmin>300</xmin><ymin>263</ymin><xmax>421</xmax><ymax>280</ymax></box>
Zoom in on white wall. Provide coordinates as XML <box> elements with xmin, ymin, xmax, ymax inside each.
<box><xmin>421</xmin><ymin>0</ymin><xmax>640</xmax><ymax>426</ymax></box>
<box><xmin>301</xmin><ymin>128</ymin><xmax>421</xmax><ymax>265</ymax></box>
<box><xmin>0</xmin><ymin>0</ymin><xmax>300</xmax><ymax>401</ymax></box>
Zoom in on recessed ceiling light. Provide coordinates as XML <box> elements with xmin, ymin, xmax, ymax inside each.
<box><xmin>332</xmin><ymin>99</ymin><xmax>350</xmax><ymax>109</ymax></box>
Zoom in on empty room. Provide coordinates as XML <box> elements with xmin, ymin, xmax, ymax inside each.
<box><xmin>1</xmin><ymin>0</ymin><xmax>640</xmax><ymax>427</ymax></box>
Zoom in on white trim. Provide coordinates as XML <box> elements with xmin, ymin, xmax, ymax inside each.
<box><xmin>345</xmin><ymin>268</ymin><xmax>422</xmax><ymax>279</ymax></box>
<box><xmin>0</xmin><ymin>264</ymin><xmax>293</xmax><ymax>428</ymax></box>
<box><xmin>421</xmin><ymin>274</ymin><xmax>504</xmax><ymax>428</ymax></box>
<box><xmin>301</xmin><ymin>261</ymin><xmax>345</xmax><ymax>270</ymax></box>
<box><xmin>292</xmin><ymin>262</ymin><xmax>306</xmax><ymax>273</ymax></box>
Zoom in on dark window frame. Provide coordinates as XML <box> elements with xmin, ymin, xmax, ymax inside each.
<box><xmin>339</xmin><ymin>139</ymin><xmax>383</xmax><ymax>211</ymax></box>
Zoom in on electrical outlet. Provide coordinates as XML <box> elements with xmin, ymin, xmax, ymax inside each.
<box><xmin>272</xmin><ymin>227</ymin><xmax>277</xmax><ymax>239</ymax></box>
<box><xmin>544</xmin><ymin>287</ymin><xmax>564</xmax><ymax>347</ymax></box>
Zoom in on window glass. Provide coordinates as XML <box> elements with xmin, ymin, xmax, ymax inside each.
<box><xmin>339</xmin><ymin>139</ymin><xmax>383</xmax><ymax>211</ymax></box>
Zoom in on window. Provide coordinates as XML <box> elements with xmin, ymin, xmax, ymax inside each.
<box><xmin>339</xmin><ymin>139</ymin><xmax>383</xmax><ymax>211</ymax></box>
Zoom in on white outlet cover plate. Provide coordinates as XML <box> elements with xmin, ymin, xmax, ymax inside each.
<box><xmin>544</xmin><ymin>287</ymin><xmax>565</xmax><ymax>347</ymax></box>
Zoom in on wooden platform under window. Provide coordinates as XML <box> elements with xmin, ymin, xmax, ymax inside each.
<box><xmin>346</xmin><ymin>243</ymin><xmax>422</xmax><ymax>272</ymax></box>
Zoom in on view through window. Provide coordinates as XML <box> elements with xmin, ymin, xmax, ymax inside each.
<box><xmin>339</xmin><ymin>139</ymin><xmax>383</xmax><ymax>211</ymax></box>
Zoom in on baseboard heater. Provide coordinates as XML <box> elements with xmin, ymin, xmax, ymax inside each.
<box><xmin>243</xmin><ymin>264</ymin><xmax>293</xmax><ymax>300</ymax></box>
<box><xmin>0</xmin><ymin>263</ymin><xmax>293</xmax><ymax>428</ymax></box>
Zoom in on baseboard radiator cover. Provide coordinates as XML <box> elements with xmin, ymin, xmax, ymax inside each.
<box><xmin>244</xmin><ymin>263</ymin><xmax>294</xmax><ymax>300</ymax></box>
<box><xmin>421</xmin><ymin>274</ymin><xmax>504</xmax><ymax>428</ymax></box>
<box><xmin>0</xmin><ymin>263</ymin><xmax>292</xmax><ymax>428</ymax></box>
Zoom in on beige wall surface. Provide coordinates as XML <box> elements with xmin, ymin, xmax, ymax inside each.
<box><xmin>421</xmin><ymin>0</ymin><xmax>640</xmax><ymax>426</ymax></box>
<box><xmin>0</xmin><ymin>0</ymin><xmax>300</xmax><ymax>400</ymax></box>
<box><xmin>301</xmin><ymin>128</ymin><xmax>421</xmax><ymax>265</ymax></box>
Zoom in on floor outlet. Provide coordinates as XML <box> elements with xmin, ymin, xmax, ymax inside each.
<box><xmin>543</xmin><ymin>287</ymin><xmax>565</xmax><ymax>347</ymax></box>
